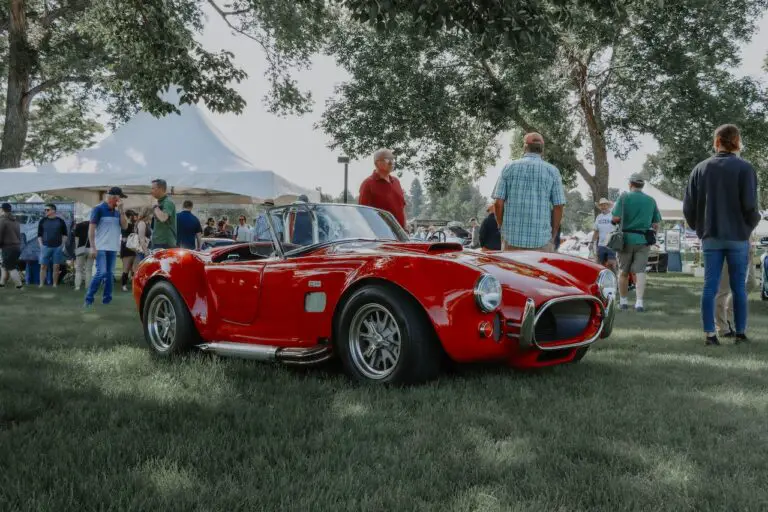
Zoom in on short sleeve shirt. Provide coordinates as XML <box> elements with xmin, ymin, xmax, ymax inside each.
<box><xmin>491</xmin><ymin>154</ymin><xmax>566</xmax><ymax>248</ymax></box>
<box><xmin>90</xmin><ymin>202</ymin><xmax>121</xmax><ymax>252</ymax></box>
<box><xmin>612</xmin><ymin>190</ymin><xmax>662</xmax><ymax>246</ymax></box>
<box><xmin>176</xmin><ymin>210</ymin><xmax>202</xmax><ymax>249</ymax></box>
<box><xmin>151</xmin><ymin>196</ymin><xmax>177</xmax><ymax>246</ymax></box>
<box><xmin>358</xmin><ymin>172</ymin><xmax>407</xmax><ymax>227</ymax></box>
<box><xmin>74</xmin><ymin>221</ymin><xmax>90</xmax><ymax>248</ymax></box>
<box><xmin>594</xmin><ymin>213</ymin><xmax>614</xmax><ymax>246</ymax></box>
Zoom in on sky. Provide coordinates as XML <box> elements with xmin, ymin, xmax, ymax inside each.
<box><xmin>195</xmin><ymin>7</ymin><xmax>768</xmax><ymax>200</ymax></box>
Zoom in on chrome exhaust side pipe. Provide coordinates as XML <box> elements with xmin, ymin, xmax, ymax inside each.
<box><xmin>198</xmin><ymin>342</ymin><xmax>333</xmax><ymax>365</ymax></box>
<box><xmin>198</xmin><ymin>342</ymin><xmax>279</xmax><ymax>361</ymax></box>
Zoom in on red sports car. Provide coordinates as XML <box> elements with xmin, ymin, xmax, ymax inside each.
<box><xmin>133</xmin><ymin>203</ymin><xmax>617</xmax><ymax>384</ymax></box>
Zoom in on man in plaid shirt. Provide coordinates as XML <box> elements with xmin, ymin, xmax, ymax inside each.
<box><xmin>492</xmin><ymin>132</ymin><xmax>566</xmax><ymax>252</ymax></box>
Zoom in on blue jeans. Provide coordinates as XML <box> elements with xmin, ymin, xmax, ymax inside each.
<box><xmin>702</xmin><ymin>239</ymin><xmax>749</xmax><ymax>334</ymax></box>
<box><xmin>85</xmin><ymin>250</ymin><xmax>117</xmax><ymax>305</ymax></box>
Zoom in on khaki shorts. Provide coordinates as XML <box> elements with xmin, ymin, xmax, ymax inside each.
<box><xmin>617</xmin><ymin>244</ymin><xmax>650</xmax><ymax>273</ymax></box>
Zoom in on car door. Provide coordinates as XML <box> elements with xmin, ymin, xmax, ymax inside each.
<box><xmin>204</xmin><ymin>260</ymin><xmax>267</xmax><ymax>326</ymax></box>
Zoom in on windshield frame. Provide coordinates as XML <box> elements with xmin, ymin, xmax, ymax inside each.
<box><xmin>263</xmin><ymin>203</ymin><xmax>408</xmax><ymax>259</ymax></box>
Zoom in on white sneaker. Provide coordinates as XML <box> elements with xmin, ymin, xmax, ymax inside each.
<box><xmin>122</xmin><ymin>286</ymin><xmax>128</xmax><ymax>292</ymax></box>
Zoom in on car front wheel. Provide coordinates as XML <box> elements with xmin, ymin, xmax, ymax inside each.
<box><xmin>142</xmin><ymin>281</ymin><xmax>199</xmax><ymax>356</ymax></box>
<box><xmin>336</xmin><ymin>284</ymin><xmax>442</xmax><ymax>384</ymax></box>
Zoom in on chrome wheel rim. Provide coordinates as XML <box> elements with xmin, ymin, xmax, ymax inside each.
<box><xmin>349</xmin><ymin>303</ymin><xmax>401</xmax><ymax>380</ymax></box>
<box><xmin>147</xmin><ymin>295</ymin><xmax>177</xmax><ymax>351</ymax></box>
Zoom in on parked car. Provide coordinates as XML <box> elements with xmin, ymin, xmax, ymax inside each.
<box><xmin>133</xmin><ymin>203</ymin><xmax>616</xmax><ymax>384</ymax></box>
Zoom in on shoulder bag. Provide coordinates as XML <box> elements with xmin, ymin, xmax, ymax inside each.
<box><xmin>126</xmin><ymin>223</ymin><xmax>141</xmax><ymax>252</ymax></box>
<box><xmin>605</xmin><ymin>194</ymin><xmax>625</xmax><ymax>252</ymax></box>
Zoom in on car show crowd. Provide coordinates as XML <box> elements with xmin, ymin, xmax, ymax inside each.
<box><xmin>0</xmin><ymin>124</ymin><xmax>762</xmax><ymax>345</ymax></box>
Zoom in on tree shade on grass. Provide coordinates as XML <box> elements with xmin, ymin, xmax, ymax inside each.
<box><xmin>1</xmin><ymin>274</ymin><xmax>768</xmax><ymax>510</ymax></box>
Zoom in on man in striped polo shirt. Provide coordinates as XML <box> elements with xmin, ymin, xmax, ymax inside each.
<box><xmin>492</xmin><ymin>133</ymin><xmax>566</xmax><ymax>252</ymax></box>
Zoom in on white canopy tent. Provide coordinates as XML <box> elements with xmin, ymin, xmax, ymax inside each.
<box><xmin>641</xmin><ymin>183</ymin><xmax>684</xmax><ymax>221</ymax></box>
<box><xmin>0</xmin><ymin>94</ymin><xmax>319</xmax><ymax>207</ymax></box>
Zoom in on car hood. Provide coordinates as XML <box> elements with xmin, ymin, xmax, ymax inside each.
<box><xmin>339</xmin><ymin>241</ymin><xmax>601</xmax><ymax>299</ymax></box>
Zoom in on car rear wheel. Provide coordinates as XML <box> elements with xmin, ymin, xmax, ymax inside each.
<box><xmin>142</xmin><ymin>281</ymin><xmax>199</xmax><ymax>357</ymax></box>
<box><xmin>336</xmin><ymin>285</ymin><xmax>442</xmax><ymax>384</ymax></box>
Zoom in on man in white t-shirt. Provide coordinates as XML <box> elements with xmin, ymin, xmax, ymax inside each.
<box><xmin>233</xmin><ymin>215</ymin><xmax>253</xmax><ymax>242</ymax></box>
<box><xmin>592</xmin><ymin>197</ymin><xmax>617</xmax><ymax>271</ymax></box>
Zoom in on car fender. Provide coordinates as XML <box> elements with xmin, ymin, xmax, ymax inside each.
<box><xmin>334</xmin><ymin>254</ymin><xmax>497</xmax><ymax>361</ymax></box>
<box><xmin>134</xmin><ymin>250</ymin><xmax>214</xmax><ymax>338</ymax></box>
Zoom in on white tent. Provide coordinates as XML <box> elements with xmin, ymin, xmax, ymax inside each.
<box><xmin>642</xmin><ymin>183</ymin><xmax>684</xmax><ymax>220</ymax></box>
<box><xmin>0</xmin><ymin>94</ymin><xmax>319</xmax><ymax>207</ymax></box>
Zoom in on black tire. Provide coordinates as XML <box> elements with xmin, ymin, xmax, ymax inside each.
<box><xmin>141</xmin><ymin>280</ymin><xmax>200</xmax><ymax>357</ymax></box>
<box><xmin>572</xmin><ymin>346</ymin><xmax>590</xmax><ymax>363</ymax></box>
<box><xmin>335</xmin><ymin>284</ymin><xmax>442</xmax><ymax>384</ymax></box>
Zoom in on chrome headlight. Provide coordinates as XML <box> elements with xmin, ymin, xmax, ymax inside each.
<box><xmin>597</xmin><ymin>269</ymin><xmax>617</xmax><ymax>301</ymax></box>
<box><xmin>474</xmin><ymin>274</ymin><xmax>502</xmax><ymax>312</ymax></box>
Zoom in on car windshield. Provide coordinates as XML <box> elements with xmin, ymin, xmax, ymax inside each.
<box><xmin>259</xmin><ymin>203</ymin><xmax>408</xmax><ymax>256</ymax></box>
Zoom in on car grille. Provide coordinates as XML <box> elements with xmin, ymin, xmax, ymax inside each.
<box><xmin>534</xmin><ymin>300</ymin><xmax>593</xmax><ymax>342</ymax></box>
<box><xmin>505</xmin><ymin>297</ymin><xmax>597</xmax><ymax>345</ymax></box>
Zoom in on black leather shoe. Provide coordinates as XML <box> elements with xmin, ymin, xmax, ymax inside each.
<box><xmin>705</xmin><ymin>335</ymin><xmax>721</xmax><ymax>346</ymax></box>
<box><xmin>734</xmin><ymin>334</ymin><xmax>750</xmax><ymax>345</ymax></box>
<box><xmin>721</xmin><ymin>330</ymin><xmax>736</xmax><ymax>338</ymax></box>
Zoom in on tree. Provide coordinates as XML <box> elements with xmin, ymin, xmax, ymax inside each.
<box><xmin>407</xmin><ymin>178</ymin><xmax>425</xmax><ymax>219</ymax></box>
<box><xmin>425</xmin><ymin>177</ymin><xmax>486</xmax><ymax>223</ymax></box>
<box><xmin>23</xmin><ymin>94</ymin><xmax>103</xmax><ymax>165</ymax></box>
<box><xmin>0</xmin><ymin>0</ymin><xmax>328</xmax><ymax>168</ymax></box>
<box><xmin>320</xmin><ymin>1</ymin><xmax>768</xmax><ymax>200</ymax></box>
<box><xmin>561</xmin><ymin>190</ymin><xmax>594</xmax><ymax>234</ymax></box>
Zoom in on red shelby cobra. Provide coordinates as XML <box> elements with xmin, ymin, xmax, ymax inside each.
<box><xmin>133</xmin><ymin>203</ymin><xmax>617</xmax><ymax>384</ymax></box>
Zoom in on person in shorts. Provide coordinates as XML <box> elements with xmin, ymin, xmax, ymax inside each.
<box><xmin>37</xmin><ymin>203</ymin><xmax>69</xmax><ymax>288</ymax></box>
<box><xmin>612</xmin><ymin>174</ymin><xmax>662</xmax><ymax>312</ymax></box>
<box><xmin>592</xmin><ymin>197</ymin><xmax>617</xmax><ymax>271</ymax></box>
<box><xmin>0</xmin><ymin>203</ymin><xmax>24</xmax><ymax>289</ymax></box>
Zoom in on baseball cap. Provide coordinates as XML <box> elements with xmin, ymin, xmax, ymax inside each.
<box><xmin>108</xmin><ymin>186</ymin><xmax>128</xmax><ymax>198</ymax></box>
<box><xmin>1</xmin><ymin>202</ymin><xmax>11</xmax><ymax>212</ymax></box>
<box><xmin>629</xmin><ymin>174</ymin><xmax>645</xmax><ymax>185</ymax></box>
<box><xmin>598</xmin><ymin>197</ymin><xmax>610</xmax><ymax>205</ymax></box>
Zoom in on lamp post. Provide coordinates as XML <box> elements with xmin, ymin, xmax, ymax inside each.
<box><xmin>337</xmin><ymin>155</ymin><xmax>350</xmax><ymax>203</ymax></box>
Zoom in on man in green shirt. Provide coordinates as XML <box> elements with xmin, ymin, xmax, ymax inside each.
<box><xmin>150</xmin><ymin>178</ymin><xmax>177</xmax><ymax>249</ymax></box>
<box><xmin>611</xmin><ymin>174</ymin><xmax>662</xmax><ymax>312</ymax></box>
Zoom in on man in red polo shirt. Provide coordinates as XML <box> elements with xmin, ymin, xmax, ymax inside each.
<box><xmin>358</xmin><ymin>148</ymin><xmax>407</xmax><ymax>227</ymax></box>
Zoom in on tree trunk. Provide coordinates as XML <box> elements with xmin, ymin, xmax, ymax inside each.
<box><xmin>0</xmin><ymin>0</ymin><xmax>32</xmax><ymax>169</ymax></box>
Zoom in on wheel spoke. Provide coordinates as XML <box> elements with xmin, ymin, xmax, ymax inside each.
<box><xmin>382</xmin><ymin>349</ymin><xmax>395</xmax><ymax>369</ymax></box>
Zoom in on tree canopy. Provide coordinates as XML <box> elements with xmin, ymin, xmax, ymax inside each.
<box><xmin>0</xmin><ymin>0</ymin><xmax>328</xmax><ymax>168</ymax></box>
<box><xmin>320</xmin><ymin>0</ymin><xmax>768</xmax><ymax>201</ymax></box>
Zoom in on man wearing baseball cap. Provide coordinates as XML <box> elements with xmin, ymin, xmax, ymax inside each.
<box><xmin>611</xmin><ymin>174</ymin><xmax>662</xmax><ymax>312</ymax></box>
<box><xmin>84</xmin><ymin>187</ymin><xmax>128</xmax><ymax>307</ymax></box>
<box><xmin>591</xmin><ymin>197</ymin><xmax>617</xmax><ymax>271</ymax></box>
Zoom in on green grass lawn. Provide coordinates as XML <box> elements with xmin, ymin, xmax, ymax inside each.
<box><xmin>1</xmin><ymin>275</ymin><xmax>768</xmax><ymax>511</ymax></box>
